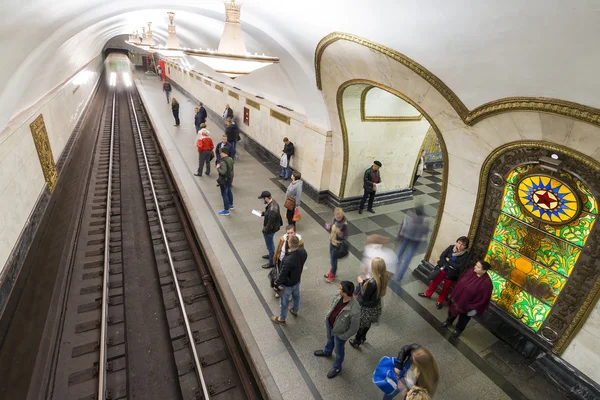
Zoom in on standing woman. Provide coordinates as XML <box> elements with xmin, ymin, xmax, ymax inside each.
<box><xmin>171</xmin><ymin>98</ymin><xmax>180</xmax><ymax>127</ymax></box>
<box><xmin>284</xmin><ymin>171</ymin><xmax>303</xmax><ymax>226</ymax></box>
<box><xmin>350</xmin><ymin>257</ymin><xmax>388</xmax><ymax>347</ymax></box>
<box><xmin>383</xmin><ymin>345</ymin><xmax>439</xmax><ymax>400</ymax></box>
<box><xmin>324</xmin><ymin>208</ymin><xmax>348</xmax><ymax>283</ymax></box>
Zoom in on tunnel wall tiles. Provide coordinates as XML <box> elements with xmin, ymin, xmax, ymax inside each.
<box><xmin>0</xmin><ymin>55</ymin><xmax>103</xmax><ymax>278</ymax></box>
<box><xmin>164</xmin><ymin>64</ymin><xmax>331</xmax><ymax>193</ymax></box>
<box><xmin>317</xmin><ymin>38</ymin><xmax>600</xmax><ymax>382</ymax></box>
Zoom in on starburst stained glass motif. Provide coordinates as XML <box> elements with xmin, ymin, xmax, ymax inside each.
<box><xmin>517</xmin><ymin>175</ymin><xmax>581</xmax><ymax>224</ymax></box>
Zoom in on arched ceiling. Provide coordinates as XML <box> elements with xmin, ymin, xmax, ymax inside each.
<box><xmin>1</xmin><ymin>0</ymin><xmax>599</xmax><ymax>133</ymax></box>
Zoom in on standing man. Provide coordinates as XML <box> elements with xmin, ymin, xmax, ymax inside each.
<box><xmin>412</xmin><ymin>150</ymin><xmax>426</xmax><ymax>191</ymax></box>
<box><xmin>163</xmin><ymin>80</ymin><xmax>172</xmax><ymax>104</ymax></box>
<box><xmin>194</xmin><ymin>107</ymin><xmax>202</xmax><ymax>133</ymax></box>
<box><xmin>281</xmin><ymin>137</ymin><xmax>295</xmax><ymax>180</ymax></box>
<box><xmin>314</xmin><ymin>281</ymin><xmax>361</xmax><ymax>379</ymax></box>
<box><xmin>268</xmin><ymin>225</ymin><xmax>305</xmax><ymax>300</ymax></box>
<box><xmin>258</xmin><ymin>191</ymin><xmax>283</xmax><ymax>269</ymax></box>
<box><xmin>216</xmin><ymin>147</ymin><xmax>234</xmax><ymax>216</ymax></box>
<box><xmin>157</xmin><ymin>65</ymin><xmax>163</xmax><ymax>80</ymax></box>
<box><xmin>194</xmin><ymin>124</ymin><xmax>214</xmax><ymax>177</ymax></box>
<box><xmin>225</xmin><ymin>118</ymin><xmax>239</xmax><ymax>159</ymax></box>
<box><xmin>198</xmin><ymin>102</ymin><xmax>207</xmax><ymax>124</ymax></box>
<box><xmin>223</xmin><ymin>103</ymin><xmax>233</xmax><ymax>120</ymax></box>
<box><xmin>215</xmin><ymin>135</ymin><xmax>231</xmax><ymax>165</ymax></box>
<box><xmin>271</xmin><ymin>235</ymin><xmax>308</xmax><ymax>324</ymax></box>
<box><xmin>441</xmin><ymin>260</ymin><xmax>493</xmax><ymax>338</ymax></box>
<box><xmin>358</xmin><ymin>161</ymin><xmax>382</xmax><ymax>214</ymax></box>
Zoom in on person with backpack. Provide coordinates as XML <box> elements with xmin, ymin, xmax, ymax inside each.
<box><xmin>163</xmin><ymin>80</ymin><xmax>172</xmax><ymax>103</ymax></box>
<box><xmin>216</xmin><ymin>147</ymin><xmax>234</xmax><ymax>216</ymax></box>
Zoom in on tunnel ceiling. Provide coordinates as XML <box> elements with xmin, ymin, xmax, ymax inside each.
<box><xmin>1</xmin><ymin>0</ymin><xmax>599</xmax><ymax>132</ymax></box>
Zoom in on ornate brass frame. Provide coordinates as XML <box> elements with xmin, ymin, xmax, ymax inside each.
<box><xmin>469</xmin><ymin>141</ymin><xmax>600</xmax><ymax>355</ymax></box>
<box><xmin>315</xmin><ymin>32</ymin><xmax>600</xmax><ymax>128</ymax></box>
<box><xmin>270</xmin><ymin>109</ymin><xmax>291</xmax><ymax>125</ymax></box>
<box><xmin>337</xmin><ymin>79</ymin><xmax>448</xmax><ymax>260</ymax></box>
<box><xmin>360</xmin><ymin>86</ymin><xmax>423</xmax><ymax>122</ymax></box>
<box><xmin>29</xmin><ymin>114</ymin><xmax>58</xmax><ymax>193</ymax></box>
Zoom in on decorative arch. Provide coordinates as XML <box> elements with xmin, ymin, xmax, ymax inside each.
<box><xmin>337</xmin><ymin>79</ymin><xmax>448</xmax><ymax>260</ymax></box>
<box><xmin>315</xmin><ymin>32</ymin><xmax>600</xmax><ymax>129</ymax></box>
<box><xmin>469</xmin><ymin>141</ymin><xmax>600</xmax><ymax>354</ymax></box>
<box><xmin>359</xmin><ymin>86</ymin><xmax>423</xmax><ymax>122</ymax></box>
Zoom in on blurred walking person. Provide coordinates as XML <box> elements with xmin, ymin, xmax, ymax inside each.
<box><xmin>360</xmin><ymin>234</ymin><xmax>397</xmax><ymax>279</ymax></box>
<box><xmin>324</xmin><ymin>208</ymin><xmax>348</xmax><ymax>283</ymax></box>
<box><xmin>418</xmin><ymin>236</ymin><xmax>470</xmax><ymax>309</ymax></box>
<box><xmin>194</xmin><ymin>124</ymin><xmax>214</xmax><ymax>177</ymax></box>
<box><xmin>350</xmin><ymin>257</ymin><xmax>388</xmax><ymax>348</ymax></box>
<box><xmin>441</xmin><ymin>260</ymin><xmax>493</xmax><ymax>338</ymax></box>
<box><xmin>394</xmin><ymin>204</ymin><xmax>430</xmax><ymax>282</ymax></box>
<box><xmin>171</xmin><ymin>98</ymin><xmax>180</xmax><ymax>126</ymax></box>
<box><xmin>412</xmin><ymin>150</ymin><xmax>426</xmax><ymax>191</ymax></box>
<box><xmin>313</xmin><ymin>281</ymin><xmax>360</xmax><ymax>379</ymax></box>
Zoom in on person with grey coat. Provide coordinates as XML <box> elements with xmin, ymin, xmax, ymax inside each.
<box><xmin>284</xmin><ymin>171</ymin><xmax>303</xmax><ymax>225</ymax></box>
<box><xmin>394</xmin><ymin>204</ymin><xmax>430</xmax><ymax>281</ymax></box>
<box><xmin>314</xmin><ymin>281</ymin><xmax>361</xmax><ymax>379</ymax></box>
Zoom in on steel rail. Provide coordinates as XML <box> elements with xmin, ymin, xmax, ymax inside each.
<box><xmin>128</xmin><ymin>94</ymin><xmax>211</xmax><ymax>400</ymax></box>
<box><xmin>98</xmin><ymin>92</ymin><xmax>116</xmax><ymax>400</ymax></box>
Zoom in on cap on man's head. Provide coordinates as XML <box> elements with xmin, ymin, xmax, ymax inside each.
<box><xmin>374</xmin><ymin>161</ymin><xmax>382</xmax><ymax>167</ymax></box>
<box><xmin>258</xmin><ymin>190</ymin><xmax>272</xmax><ymax>199</ymax></box>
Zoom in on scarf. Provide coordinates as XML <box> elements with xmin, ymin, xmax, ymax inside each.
<box><xmin>452</xmin><ymin>245</ymin><xmax>467</xmax><ymax>258</ymax></box>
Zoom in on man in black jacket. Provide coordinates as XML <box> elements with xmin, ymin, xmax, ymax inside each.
<box><xmin>223</xmin><ymin>104</ymin><xmax>233</xmax><ymax>120</ymax></box>
<box><xmin>259</xmin><ymin>191</ymin><xmax>283</xmax><ymax>268</ymax></box>
<box><xmin>281</xmin><ymin>137</ymin><xmax>295</xmax><ymax>180</ymax></box>
<box><xmin>195</xmin><ymin>103</ymin><xmax>207</xmax><ymax>130</ymax></box>
<box><xmin>358</xmin><ymin>161</ymin><xmax>382</xmax><ymax>214</ymax></box>
<box><xmin>271</xmin><ymin>235</ymin><xmax>307</xmax><ymax>324</ymax></box>
<box><xmin>225</xmin><ymin>119</ymin><xmax>239</xmax><ymax>159</ymax></box>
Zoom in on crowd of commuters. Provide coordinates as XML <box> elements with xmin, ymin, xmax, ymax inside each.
<box><xmin>160</xmin><ymin>77</ymin><xmax>494</xmax><ymax>398</ymax></box>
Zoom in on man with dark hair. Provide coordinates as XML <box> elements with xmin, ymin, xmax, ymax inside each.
<box><xmin>216</xmin><ymin>147</ymin><xmax>234</xmax><ymax>216</ymax></box>
<box><xmin>215</xmin><ymin>135</ymin><xmax>231</xmax><ymax>164</ymax></box>
<box><xmin>441</xmin><ymin>260</ymin><xmax>493</xmax><ymax>338</ymax></box>
<box><xmin>162</xmin><ymin>80</ymin><xmax>172</xmax><ymax>103</ymax></box>
<box><xmin>358</xmin><ymin>161</ymin><xmax>382</xmax><ymax>214</ymax></box>
<box><xmin>198</xmin><ymin>102</ymin><xmax>207</xmax><ymax>124</ymax></box>
<box><xmin>314</xmin><ymin>281</ymin><xmax>361</xmax><ymax>379</ymax></box>
<box><xmin>419</xmin><ymin>236</ymin><xmax>470</xmax><ymax>309</ymax></box>
<box><xmin>271</xmin><ymin>235</ymin><xmax>308</xmax><ymax>324</ymax></box>
<box><xmin>281</xmin><ymin>137</ymin><xmax>295</xmax><ymax>180</ymax></box>
<box><xmin>258</xmin><ymin>191</ymin><xmax>283</xmax><ymax>268</ymax></box>
<box><xmin>225</xmin><ymin>118</ymin><xmax>239</xmax><ymax>159</ymax></box>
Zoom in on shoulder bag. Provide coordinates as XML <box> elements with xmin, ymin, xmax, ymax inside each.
<box><xmin>284</xmin><ymin>197</ymin><xmax>296</xmax><ymax>211</ymax></box>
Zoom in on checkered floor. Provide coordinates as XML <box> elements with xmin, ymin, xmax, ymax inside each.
<box><xmin>316</xmin><ymin>169</ymin><xmax>442</xmax><ymax>284</ymax></box>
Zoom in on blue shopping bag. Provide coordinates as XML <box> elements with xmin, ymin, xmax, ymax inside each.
<box><xmin>373</xmin><ymin>356</ymin><xmax>413</xmax><ymax>395</ymax></box>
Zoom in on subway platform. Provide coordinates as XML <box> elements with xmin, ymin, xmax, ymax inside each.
<box><xmin>133</xmin><ymin>71</ymin><xmax>563</xmax><ymax>400</ymax></box>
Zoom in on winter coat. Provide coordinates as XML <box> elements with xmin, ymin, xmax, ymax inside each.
<box><xmin>217</xmin><ymin>156</ymin><xmax>234</xmax><ymax>184</ymax></box>
<box><xmin>393</xmin><ymin>343</ymin><xmax>422</xmax><ymax>371</ymax></box>
<box><xmin>363</xmin><ymin>168</ymin><xmax>381</xmax><ymax>192</ymax></box>
<box><xmin>325</xmin><ymin>294</ymin><xmax>361</xmax><ymax>341</ymax></box>
<box><xmin>171</xmin><ymin>102</ymin><xmax>179</xmax><ymax>114</ymax></box>
<box><xmin>215</xmin><ymin>142</ymin><xmax>232</xmax><ymax>163</ymax></box>
<box><xmin>275</xmin><ymin>248</ymin><xmax>308</xmax><ymax>287</ymax></box>
<box><xmin>198</xmin><ymin>107</ymin><xmax>207</xmax><ymax>123</ymax></box>
<box><xmin>357</xmin><ymin>279</ymin><xmax>380</xmax><ymax>308</ymax></box>
<box><xmin>327</xmin><ymin>216</ymin><xmax>348</xmax><ymax>247</ymax></box>
<box><xmin>437</xmin><ymin>245</ymin><xmax>470</xmax><ymax>281</ymax></box>
<box><xmin>225</xmin><ymin>123</ymin><xmax>239</xmax><ymax>143</ymax></box>
<box><xmin>397</xmin><ymin>209</ymin><xmax>429</xmax><ymax>242</ymax></box>
<box><xmin>449</xmin><ymin>268</ymin><xmax>493</xmax><ymax>317</ymax></box>
<box><xmin>285</xmin><ymin>180</ymin><xmax>303</xmax><ymax>207</ymax></box>
<box><xmin>262</xmin><ymin>200</ymin><xmax>283</xmax><ymax>235</ymax></box>
<box><xmin>283</xmin><ymin>142</ymin><xmax>295</xmax><ymax>159</ymax></box>
<box><xmin>274</xmin><ymin>233</ymin><xmax>305</xmax><ymax>266</ymax></box>
<box><xmin>197</xmin><ymin>134</ymin><xmax>214</xmax><ymax>153</ymax></box>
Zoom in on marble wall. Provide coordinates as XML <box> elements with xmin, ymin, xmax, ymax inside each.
<box><xmin>364</xmin><ymin>86</ymin><xmax>422</xmax><ymax>117</ymax></box>
<box><xmin>342</xmin><ymin>84</ymin><xmax>430</xmax><ymax>197</ymax></box>
<box><xmin>317</xmin><ymin>38</ymin><xmax>600</xmax><ymax>384</ymax></box>
<box><xmin>0</xmin><ymin>55</ymin><xmax>103</xmax><ymax>279</ymax></box>
<box><xmin>163</xmin><ymin>61</ymin><xmax>331</xmax><ymax>192</ymax></box>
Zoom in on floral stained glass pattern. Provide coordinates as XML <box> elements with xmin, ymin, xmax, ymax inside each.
<box><xmin>493</xmin><ymin>213</ymin><xmax>580</xmax><ymax>277</ymax></box>
<box><xmin>517</xmin><ymin>175</ymin><xmax>580</xmax><ymax>224</ymax></box>
<box><xmin>559</xmin><ymin>171</ymin><xmax>598</xmax><ymax>214</ymax></box>
<box><xmin>507</xmin><ymin>164</ymin><xmax>534</xmax><ymax>185</ymax></box>
<box><xmin>486</xmin><ymin>241</ymin><xmax>566</xmax><ymax>305</ymax></box>
<box><xmin>501</xmin><ymin>185</ymin><xmax>534</xmax><ymax>224</ymax></box>
<box><xmin>542</xmin><ymin>213</ymin><xmax>596</xmax><ymax>247</ymax></box>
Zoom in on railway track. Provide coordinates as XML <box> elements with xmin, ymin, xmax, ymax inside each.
<box><xmin>43</xmin><ymin>82</ymin><xmax>261</xmax><ymax>400</ymax></box>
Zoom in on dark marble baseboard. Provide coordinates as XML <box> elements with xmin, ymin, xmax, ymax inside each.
<box><xmin>413</xmin><ymin>260</ymin><xmax>600</xmax><ymax>400</ymax></box>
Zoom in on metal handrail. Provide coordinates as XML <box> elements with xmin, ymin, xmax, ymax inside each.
<box><xmin>98</xmin><ymin>92</ymin><xmax>116</xmax><ymax>400</ymax></box>
<box><xmin>128</xmin><ymin>94</ymin><xmax>211</xmax><ymax>400</ymax></box>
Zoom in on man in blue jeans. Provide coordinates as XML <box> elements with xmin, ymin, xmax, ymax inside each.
<box><xmin>258</xmin><ymin>191</ymin><xmax>283</xmax><ymax>268</ymax></box>
<box><xmin>216</xmin><ymin>147</ymin><xmax>234</xmax><ymax>216</ymax></box>
<box><xmin>314</xmin><ymin>281</ymin><xmax>361</xmax><ymax>378</ymax></box>
<box><xmin>270</xmin><ymin>235</ymin><xmax>307</xmax><ymax>324</ymax></box>
<box><xmin>394</xmin><ymin>205</ymin><xmax>429</xmax><ymax>281</ymax></box>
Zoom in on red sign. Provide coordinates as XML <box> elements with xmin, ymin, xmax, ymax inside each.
<box><xmin>243</xmin><ymin>107</ymin><xmax>250</xmax><ymax>126</ymax></box>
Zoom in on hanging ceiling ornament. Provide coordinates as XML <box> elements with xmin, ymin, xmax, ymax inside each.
<box><xmin>133</xmin><ymin>23</ymin><xmax>155</xmax><ymax>52</ymax></box>
<box><xmin>151</xmin><ymin>12</ymin><xmax>185</xmax><ymax>58</ymax></box>
<box><xmin>184</xmin><ymin>0</ymin><xmax>279</xmax><ymax>78</ymax></box>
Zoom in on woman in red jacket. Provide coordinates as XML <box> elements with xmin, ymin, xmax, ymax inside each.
<box><xmin>442</xmin><ymin>260</ymin><xmax>493</xmax><ymax>338</ymax></box>
<box><xmin>194</xmin><ymin>124</ymin><xmax>215</xmax><ymax>177</ymax></box>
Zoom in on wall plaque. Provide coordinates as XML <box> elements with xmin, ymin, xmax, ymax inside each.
<box><xmin>228</xmin><ymin>90</ymin><xmax>239</xmax><ymax>100</ymax></box>
<box><xmin>29</xmin><ymin>114</ymin><xmax>58</xmax><ymax>193</ymax></box>
<box><xmin>215</xmin><ymin>85</ymin><xmax>224</xmax><ymax>92</ymax></box>
<box><xmin>270</xmin><ymin>109</ymin><xmax>291</xmax><ymax>125</ymax></box>
<box><xmin>246</xmin><ymin>98</ymin><xmax>260</xmax><ymax>110</ymax></box>
<box><xmin>203</xmin><ymin>79</ymin><xmax>211</xmax><ymax>86</ymax></box>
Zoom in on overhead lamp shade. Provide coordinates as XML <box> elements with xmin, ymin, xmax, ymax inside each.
<box><xmin>150</xmin><ymin>12</ymin><xmax>184</xmax><ymax>58</ymax></box>
<box><xmin>187</xmin><ymin>51</ymin><xmax>279</xmax><ymax>78</ymax></box>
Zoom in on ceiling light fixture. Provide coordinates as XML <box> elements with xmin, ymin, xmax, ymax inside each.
<box><xmin>132</xmin><ymin>23</ymin><xmax>155</xmax><ymax>53</ymax></box>
<box><xmin>151</xmin><ymin>12</ymin><xmax>185</xmax><ymax>58</ymax></box>
<box><xmin>184</xmin><ymin>0</ymin><xmax>279</xmax><ymax>78</ymax></box>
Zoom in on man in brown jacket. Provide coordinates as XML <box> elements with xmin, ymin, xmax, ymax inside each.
<box><xmin>268</xmin><ymin>225</ymin><xmax>305</xmax><ymax>297</ymax></box>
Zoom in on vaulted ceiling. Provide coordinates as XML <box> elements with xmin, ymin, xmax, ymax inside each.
<box><xmin>1</xmin><ymin>0</ymin><xmax>599</xmax><ymax>131</ymax></box>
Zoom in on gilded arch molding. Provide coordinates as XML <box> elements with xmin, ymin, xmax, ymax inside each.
<box><xmin>315</xmin><ymin>32</ymin><xmax>600</xmax><ymax>128</ymax></box>
<box><xmin>469</xmin><ymin>141</ymin><xmax>600</xmax><ymax>355</ymax></box>
<box><xmin>337</xmin><ymin>79</ymin><xmax>448</xmax><ymax>260</ymax></box>
<box><xmin>360</xmin><ymin>86</ymin><xmax>423</xmax><ymax>122</ymax></box>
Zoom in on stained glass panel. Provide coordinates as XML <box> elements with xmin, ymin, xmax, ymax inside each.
<box><xmin>501</xmin><ymin>185</ymin><xmax>535</xmax><ymax>224</ymax></box>
<box><xmin>517</xmin><ymin>175</ymin><xmax>580</xmax><ymax>224</ymax></box>
<box><xmin>506</xmin><ymin>164</ymin><xmax>534</xmax><ymax>185</ymax></box>
<box><xmin>542</xmin><ymin>213</ymin><xmax>596</xmax><ymax>247</ymax></box>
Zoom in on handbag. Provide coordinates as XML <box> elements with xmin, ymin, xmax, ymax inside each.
<box><xmin>284</xmin><ymin>197</ymin><xmax>296</xmax><ymax>211</ymax></box>
<box><xmin>210</xmin><ymin>151</ymin><xmax>215</xmax><ymax>161</ymax></box>
<box><xmin>280</xmin><ymin>154</ymin><xmax>288</xmax><ymax>167</ymax></box>
<box><xmin>335</xmin><ymin>240</ymin><xmax>349</xmax><ymax>259</ymax></box>
<box><xmin>292</xmin><ymin>208</ymin><xmax>301</xmax><ymax>222</ymax></box>
<box><xmin>373</xmin><ymin>356</ymin><xmax>398</xmax><ymax>395</ymax></box>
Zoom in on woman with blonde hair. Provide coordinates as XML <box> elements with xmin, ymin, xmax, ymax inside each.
<box><xmin>350</xmin><ymin>257</ymin><xmax>388</xmax><ymax>347</ymax></box>
<box><xmin>171</xmin><ymin>97</ymin><xmax>180</xmax><ymax>126</ymax></box>
<box><xmin>324</xmin><ymin>208</ymin><xmax>348</xmax><ymax>283</ymax></box>
<box><xmin>383</xmin><ymin>345</ymin><xmax>439</xmax><ymax>400</ymax></box>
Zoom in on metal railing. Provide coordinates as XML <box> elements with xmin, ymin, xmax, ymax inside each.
<box><xmin>128</xmin><ymin>94</ymin><xmax>211</xmax><ymax>399</ymax></box>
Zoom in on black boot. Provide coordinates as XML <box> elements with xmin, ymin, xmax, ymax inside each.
<box><xmin>350</xmin><ymin>327</ymin><xmax>368</xmax><ymax>348</ymax></box>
